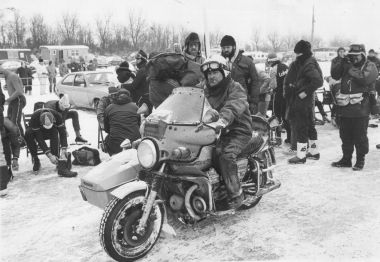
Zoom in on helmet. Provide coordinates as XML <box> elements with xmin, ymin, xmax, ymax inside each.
<box><xmin>201</xmin><ymin>55</ymin><xmax>230</xmax><ymax>78</ymax></box>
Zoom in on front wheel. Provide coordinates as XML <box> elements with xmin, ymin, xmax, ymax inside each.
<box><xmin>99</xmin><ymin>191</ymin><xmax>164</xmax><ymax>262</ymax></box>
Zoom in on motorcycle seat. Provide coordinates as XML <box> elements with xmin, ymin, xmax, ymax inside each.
<box><xmin>238</xmin><ymin>135</ymin><xmax>265</xmax><ymax>157</ymax></box>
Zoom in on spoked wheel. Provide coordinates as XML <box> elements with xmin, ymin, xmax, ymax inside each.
<box><xmin>241</xmin><ymin>151</ymin><xmax>271</xmax><ymax>210</ymax></box>
<box><xmin>99</xmin><ymin>191</ymin><xmax>164</xmax><ymax>262</ymax></box>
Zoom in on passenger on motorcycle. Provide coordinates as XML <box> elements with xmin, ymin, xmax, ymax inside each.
<box><xmin>201</xmin><ymin>55</ymin><xmax>253</xmax><ymax>209</ymax></box>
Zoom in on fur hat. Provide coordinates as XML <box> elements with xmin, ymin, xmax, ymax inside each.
<box><xmin>348</xmin><ymin>44</ymin><xmax>366</xmax><ymax>56</ymax></box>
<box><xmin>220</xmin><ymin>35</ymin><xmax>236</xmax><ymax>47</ymax></box>
<box><xmin>58</xmin><ymin>94</ymin><xmax>70</xmax><ymax>109</ymax></box>
<box><xmin>185</xmin><ymin>32</ymin><xmax>200</xmax><ymax>45</ymax></box>
<box><xmin>136</xmin><ymin>50</ymin><xmax>148</xmax><ymax>61</ymax></box>
<box><xmin>40</xmin><ymin>111</ymin><xmax>55</xmax><ymax>129</ymax></box>
<box><xmin>294</xmin><ymin>40</ymin><xmax>312</xmax><ymax>55</ymax></box>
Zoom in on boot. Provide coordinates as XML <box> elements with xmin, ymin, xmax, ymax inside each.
<box><xmin>32</xmin><ymin>157</ymin><xmax>41</xmax><ymax>172</ymax></box>
<box><xmin>57</xmin><ymin>159</ymin><xmax>78</xmax><ymax>177</ymax></box>
<box><xmin>331</xmin><ymin>156</ymin><xmax>352</xmax><ymax>168</ymax></box>
<box><xmin>288</xmin><ymin>143</ymin><xmax>307</xmax><ymax>164</ymax></box>
<box><xmin>306</xmin><ymin>140</ymin><xmax>320</xmax><ymax>160</ymax></box>
<box><xmin>12</xmin><ymin>158</ymin><xmax>19</xmax><ymax>171</ymax></box>
<box><xmin>352</xmin><ymin>155</ymin><xmax>365</xmax><ymax>171</ymax></box>
<box><xmin>75</xmin><ymin>136</ymin><xmax>88</xmax><ymax>143</ymax></box>
<box><xmin>227</xmin><ymin>192</ymin><xmax>243</xmax><ymax>210</ymax></box>
<box><xmin>0</xmin><ymin>165</ymin><xmax>13</xmax><ymax>196</ymax></box>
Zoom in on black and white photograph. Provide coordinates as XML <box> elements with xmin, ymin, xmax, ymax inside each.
<box><xmin>1</xmin><ymin>0</ymin><xmax>380</xmax><ymax>261</ymax></box>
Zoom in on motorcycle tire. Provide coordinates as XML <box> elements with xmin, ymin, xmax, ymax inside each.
<box><xmin>241</xmin><ymin>150</ymin><xmax>271</xmax><ymax>210</ymax></box>
<box><xmin>99</xmin><ymin>191</ymin><xmax>164</xmax><ymax>262</ymax></box>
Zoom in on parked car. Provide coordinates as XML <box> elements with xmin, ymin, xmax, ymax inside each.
<box><xmin>96</xmin><ymin>56</ymin><xmax>109</xmax><ymax>68</ymax></box>
<box><xmin>55</xmin><ymin>71</ymin><xmax>119</xmax><ymax>109</ymax></box>
<box><xmin>108</xmin><ymin>56</ymin><xmax>123</xmax><ymax>66</ymax></box>
<box><xmin>0</xmin><ymin>59</ymin><xmax>36</xmax><ymax>75</ymax></box>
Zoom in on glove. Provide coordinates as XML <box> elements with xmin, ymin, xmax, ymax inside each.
<box><xmin>47</xmin><ymin>153</ymin><xmax>59</xmax><ymax>165</ymax></box>
<box><xmin>203</xmin><ymin>109</ymin><xmax>219</xmax><ymax>124</ymax></box>
<box><xmin>214</xmin><ymin>118</ymin><xmax>228</xmax><ymax>133</ymax></box>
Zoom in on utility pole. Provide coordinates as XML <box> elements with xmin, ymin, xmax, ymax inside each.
<box><xmin>311</xmin><ymin>5</ymin><xmax>315</xmax><ymax>45</ymax></box>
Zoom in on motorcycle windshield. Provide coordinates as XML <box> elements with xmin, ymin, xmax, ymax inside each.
<box><xmin>147</xmin><ymin>87</ymin><xmax>205</xmax><ymax>125</ymax></box>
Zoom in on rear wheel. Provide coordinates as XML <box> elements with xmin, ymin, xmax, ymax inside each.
<box><xmin>99</xmin><ymin>191</ymin><xmax>164</xmax><ymax>262</ymax></box>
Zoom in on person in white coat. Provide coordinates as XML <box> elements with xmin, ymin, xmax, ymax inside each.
<box><xmin>35</xmin><ymin>58</ymin><xmax>48</xmax><ymax>95</ymax></box>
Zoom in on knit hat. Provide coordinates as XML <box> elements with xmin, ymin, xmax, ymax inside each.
<box><xmin>220</xmin><ymin>35</ymin><xmax>236</xmax><ymax>47</ymax></box>
<box><xmin>58</xmin><ymin>94</ymin><xmax>70</xmax><ymax>110</ymax></box>
<box><xmin>347</xmin><ymin>44</ymin><xmax>366</xmax><ymax>56</ymax></box>
<box><xmin>116</xmin><ymin>61</ymin><xmax>131</xmax><ymax>74</ymax></box>
<box><xmin>294</xmin><ymin>40</ymin><xmax>312</xmax><ymax>55</ymax></box>
<box><xmin>108</xmin><ymin>86</ymin><xmax>119</xmax><ymax>94</ymax></box>
<box><xmin>40</xmin><ymin>112</ymin><xmax>55</xmax><ymax>129</ymax></box>
<box><xmin>136</xmin><ymin>50</ymin><xmax>148</xmax><ymax>61</ymax></box>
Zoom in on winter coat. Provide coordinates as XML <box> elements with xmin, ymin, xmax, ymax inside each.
<box><xmin>68</xmin><ymin>62</ymin><xmax>81</xmax><ymax>73</ymax></box>
<box><xmin>184</xmin><ymin>52</ymin><xmax>205</xmax><ymax>64</ymax></box>
<box><xmin>226</xmin><ymin>50</ymin><xmax>259</xmax><ymax>101</ymax></box>
<box><xmin>331</xmin><ymin>57</ymin><xmax>378</xmax><ymax>117</ymax></box>
<box><xmin>272</xmin><ymin>62</ymin><xmax>288</xmax><ymax>97</ymax></box>
<box><xmin>104</xmin><ymin>93</ymin><xmax>140</xmax><ymax>143</ymax></box>
<box><xmin>204</xmin><ymin>76</ymin><xmax>253</xmax><ymax>137</ymax></box>
<box><xmin>285</xmin><ymin>56</ymin><xmax>323</xmax><ymax>119</ymax></box>
<box><xmin>122</xmin><ymin>62</ymin><xmax>151</xmax><ymax>108</ymax></box>
<box><xmin>367</xmin><ymin>56</ymin><xmax>380</xmax><ymax>72</ymax></box>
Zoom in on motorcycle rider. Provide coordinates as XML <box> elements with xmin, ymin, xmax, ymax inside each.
<box><xmin>220</xmin><ymin>35</ymin><xmax>259</xmax><ymax>114</ymax></box>
<box><xmin>183</xmin><ymin>32</ymin><xmax>205</xmax><ymax>64</ymax></box>
<box><xmin>201</xmin><ymin>55</ymin><xmax>253</xmax><ymax>210</ymax></box>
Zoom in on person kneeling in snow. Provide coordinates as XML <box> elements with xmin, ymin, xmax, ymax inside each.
<box><xmin>44</xmin><ymin>94</ymin><xmax>88</xmax><ymax>143</ymax></box>
<box><xmin>104</xmin><ymin>89</ymin><xmax>141</xmax><ymax>156</ymax></box>
<box><xmin>24</xmin><ymin>108</ymin><xmax>77</xmax><ymax>177</ymax></box>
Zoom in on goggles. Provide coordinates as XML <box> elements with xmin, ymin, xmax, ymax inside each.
<box><xmin>201</xmin><ymin>62</ymin><xmax>227</xmax><ymax>73</ymax></box>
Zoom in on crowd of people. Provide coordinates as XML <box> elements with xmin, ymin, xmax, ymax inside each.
<box><xmin>1</xmin><ymin>32</ymin><xmax>379</xmax><ymax>205</ymax></box>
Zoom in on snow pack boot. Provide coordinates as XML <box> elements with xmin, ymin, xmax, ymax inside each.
<box><xmin>57</xmin><ymin>158</ymin><xmax>77</xmax><ymax>178</ymax></box>
<box><xmin>0</xmin><ymin>165</ymin><xmax>13</xmax><ymax>197</ymax></box>
<box><xmin>306</xmin><ymin>140</ymin><xmax>320</xmax><ymax>160</ymax></box>
<box><xmin>352</xmin><ymin>156</ymin><xmax>365</xmax><ymax>171</ymax></box>
<box><xmin>288</xmin><ymin>143</ymin><xmax>307</xmax><ymax>164</ymax></box>
<box><xmin>331</xmin><ymin>156</ymin><xmax>352</xmax><ymax>168</ymax></box>
<box><xmin>32</xmin><ymin>157</ymin><xmax>41</xmax><ymax>172</ymax></box>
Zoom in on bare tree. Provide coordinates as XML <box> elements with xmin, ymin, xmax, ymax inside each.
<box><xmin>30</xmin><ymin>14</ymin><xmax>49</xmax><ymax>48</ymax></box>
<box><xmin>58</xmin><ymin>13</ymin><xmax>80</xmax><ymax>44</ymax></box>
<box><xmin>329</xmin><ymin>36</ymin><xmax>351</xmax><ymax>48</ymax></box>
<box><xmin>96</xmin><ymin>15</ymin><xmax>113</xmax><ymax>52</ymax></box>
<box><xmin>282</xmin><ymin>34</ymin><xmax>298</xmax><ymax>51</ymax></box>
<box><xmin>8</xmin><ymin>11</ymin><xmax>27</xmax><ymax>47</ymax></box>
<box><xmin>209</xmin><ymin>29</ymin><xmax>222</xmax><ymax>48</ymax></box>
<box><xmin>128</xmin><ymin>11</ymin><xmax>146</xmax><ymax>50</ymax></box>
<box><xmin>251</xmin><ymin>29</ymin><xmax>261</xmax><ymax>51</ymax></box>
<box><xmin>267</xmin><ymin>31</ymin><xmax>283</xmax><ymax>52</ymax></box>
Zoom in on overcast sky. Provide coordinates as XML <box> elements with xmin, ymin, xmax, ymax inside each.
<box><xmin>2</xmin><ymin>0</ymin><xmax>380</xmax><ymax>50</ymax></box>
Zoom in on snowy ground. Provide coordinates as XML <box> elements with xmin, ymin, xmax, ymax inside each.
<box><xmin>1</xmin><ymin>63</ymin><xmax>380</xmax><ymax>262</ymax></box>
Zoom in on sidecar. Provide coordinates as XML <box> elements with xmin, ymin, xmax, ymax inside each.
<box><xmin>79</xmin><ymin>149</ymin><xmax>141</xmax><ymax>209</ymax></box>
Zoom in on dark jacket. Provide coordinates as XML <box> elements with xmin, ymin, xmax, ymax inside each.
<box><xmin>16</xmin><ymin>67</ymin><xmax>33</xmax><ymax>86</ymax></box>
<box><xmin>68</xmin><ymin>62</ymin><xmax>81</xmax><ymax>72</ymax></box>
<box><xmin>273</xmin><ymin>62</ymin><xmax>289</xmax><ymax>97</ymax></box>
<box><xmin>97</xmin><ymin>95</ymin><xmax>113</xmax><ymax>128</ymax></box>
<box><xmin>0</xmin><ymin>86</ymin><xmax>4</xmax><ymax>131</ymax></box>
<box><xmin>29</xmin><ymin>108</ymin><xmax>68</xmax><ymax>153</ymax></box>
<box><xmin>205</xmin><ymin>76</ymin><xmax>253</xmax><ymax>137</ymax></box>
<box><xmin>331</xmin><ymin>57</ymin><xmax>378</xmax><ymax>117</ymax></box>
<box><xmin>104</xmin><ymin>93</ymin><xmax>141</xmax><ymax>142</ymax></box>
<box><xmin>122</xmin><ymin>62</ymin><xmax>151</xmax><ymax>109</ymax></box>
<box><xmin>227</xmin><ymin>50</ymin><xmax>259</xmax><ymax>100</ymax></box>
<box><xmin>286</xmin><ymin>56</ymin><xmax>323</xmax><ymax>118</ymax></box>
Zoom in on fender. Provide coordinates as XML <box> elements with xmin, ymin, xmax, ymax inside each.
<box><xmin>111</xmin><ymin>180</ymin><xmax>148</xmax><ymax>200</ymax></box>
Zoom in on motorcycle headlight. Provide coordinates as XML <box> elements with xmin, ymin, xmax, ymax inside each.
<box><xmin>137</xmin><ymin>139</ymin><xmax>158</xmax><ymax>169</ymax></box>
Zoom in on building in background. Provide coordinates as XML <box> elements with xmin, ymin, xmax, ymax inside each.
<box><xmin>0</xmin><ymin>49</ymin><xmax>32</xmax><ymax>62</ymax></box>
<box><xmin>39</xmin><ymin>45</ymin><xmax>89</xmax><ymax>64</ymax></box>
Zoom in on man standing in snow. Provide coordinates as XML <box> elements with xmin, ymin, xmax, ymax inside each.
<box><xmin>331</xmin><ymin>44</ymin><xmax>378</xmax><ymax>170</ymax></box>
<box><xmin>220</xmin><ymin>35</ymin><xmax>259</xmax><ymax>114</ymax></box>
<box><xmin>0</xmin><ymin>66</ymin><xmax>26</xmax><ymax>140</ymax></box>
<box><xmin>287</xmin><ymin>40</ymin><xmax>323</xmax><ymax>164</ymax></box>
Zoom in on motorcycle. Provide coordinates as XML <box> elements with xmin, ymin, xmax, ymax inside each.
<box><xmin>79</xmin><ymin>87</ymin><xmax>281</xmax><ymax>261</ymax></box>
